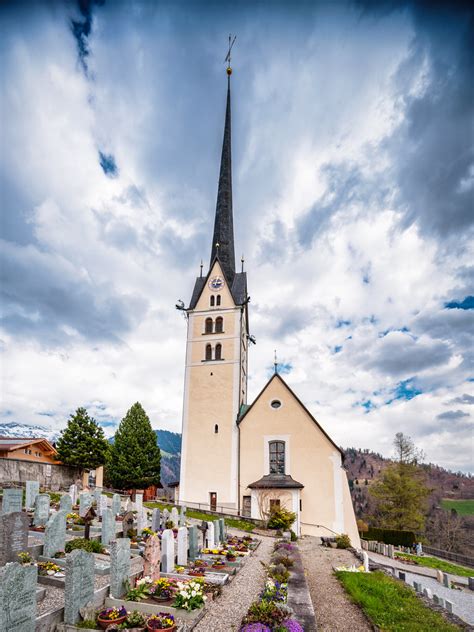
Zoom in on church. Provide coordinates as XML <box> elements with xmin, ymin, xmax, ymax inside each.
<box><xmin>178</xmin><ymin>63</ymin><xmax>360</xmax><ymax>546</ymax></box>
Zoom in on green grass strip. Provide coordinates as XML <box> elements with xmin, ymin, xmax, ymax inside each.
<box><xmin>394</xmin><ymin>552</ymin><xmax>474</xmax><ymax>577</ymax></box>
<box><xmin>440</xmin><ymin>499</ymin><xmax>474</xmax><ymax>516</ymax></box>
<box><xmin>336</xmin><ymin>570</ymin><xmax>461</xmax><ymax>631</ymax></box>
<box><xmin>144</xmin><ymin>501</ymin><xmax>255</xmax><ymax>532</ymax></box>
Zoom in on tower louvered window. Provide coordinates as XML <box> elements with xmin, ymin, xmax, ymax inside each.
<box><xmin>215</xmin><ymin>343</ymin><xmax>222</xmax><ymax>360</ymax></box>
<box><xmin>210</xmin><ymin>296</ymin><xmax>215</xmax><ymax>307</ymax></box>
<box><xmin>215</xmin><ymin>317</ymin><xmax>223</xmax><ymax>333</ymax></box>
<box><xmin>205</xmin><ymin>344</ymin><xmax>212</xmax><ymax>361</ymax></box>
<box><xmin>205</xmin><ymin>318</ymin><xmax>213</xmax><ymax>334</ymax></box>
<box><xmin>216</xmin><ymin>295</ymin><xmax>221</xmax><ymax>306</ymax></box>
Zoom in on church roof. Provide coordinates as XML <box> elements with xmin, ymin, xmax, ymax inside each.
<box><xmin>237</xmin><ymin>372</ymin><xmax>344</xmax><ymax>458</ymax></box>
<box><xmin>248</xmin><ymin>474</ymin><xmax>304</xmax><ymax>489</ymax></box>
<box><xmin>188</xmin><ymin>268</ymin><xmax>247</xmax><ymax>309</ymax></box>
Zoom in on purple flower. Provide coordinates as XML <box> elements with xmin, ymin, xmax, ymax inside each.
<box><xmin>240</xmin><ymin>625</ymin><xmax>272</xmax><ymax>632</ymax></box>
<box><xmin>281</xmin><ymin>620</ymin><xmax>304</xmax><ymax>632</ymax></box>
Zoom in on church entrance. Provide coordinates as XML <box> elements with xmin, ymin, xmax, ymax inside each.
<box><xmin>209</xmin><ymin>492</ymin><xmax>217</xmax><ymax>512</ymax></box>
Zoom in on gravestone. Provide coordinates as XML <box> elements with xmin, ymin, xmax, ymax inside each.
<box><xmin>122</xmin><ymin>511</ymin><xmax>134</xmax><ymax>537</ymax></box>
<box><xmin>219</xmin><ymin>518</ymin><xmax>225</xmax><ymax>543</ymax></box>
<box><xmin>388</xmin><ymin>544</ymin><xmax>395</xmax><ymax>558</ymax></box>
<box><xmin>69</xmin><ymin>484</ymin><xmax>77</xmax><ymax>506</ymax></box>
<box><xmin>2</xmin><ymin>488</ymin><xmax>23</xmax><ymax>514</ymax></box>
<box><xmin>207</xmin><ymin>521</ymin><xmax>215</xmax><ymax>548</ymax></box>
<box><xmin>445</xmin><ymin>600</ymin><xmax>453</xmax><ymax>614</ymax></box>
<box><xmin>136</xmin><ymin>509</ymin><xmax>146</xmax><ymax>535</ymax></box>
<box><xmin>152</xmin><ymin>508</ymin><xmax>161</xmax><ymax>532</ymax></box>
<box><xmin>414</xmin><ymin>581</ymin><xmax>422</xmax><ymax>593</ymax></box>
<box><xmin>468</xmin><ymin>577</ymin><xmax>474</xmax><ymax>591</ymax></box>
<box><xmin>188</xmin><ymin>525</ymin><xmax>198</xmax><ymax>561</ymax></box>
<box><xmin>436</xmin><ymin>570</ymin><xmax>444</xmax><ymax>583</ymax></box>
<box><xmin>0</xmin><ymin>512</ymin><xmax>29</xmax><ymax>565</ymax></box>
<box><xmin>423</xmin><ymin>588</ymin><xmax>433</xmax><ymax>599</ymax></box>
<box><xmin>64</xmin><ymin>549</ymin><xmax>95</xmax><ymax>624</ymax></box>
<box><xmin>83</xmin><ymin>507</ymin><xmax>97</xmax><ymax>540</ymax></box>
<box><xmin>161</xmin><ymin>529</ymin><xmax>175</xmax><ymax>573</ymax></box>
<box><xmin>434</xmin><ymin>595</ymin><xmax>444</xmax><ymax>607</ymax></box>
<box><xmin>177</xmin><ymin>526</ymin><xmax>188</xmax><ymax>566</ymax></box>
<box><xmin>197</xmin><ymin>520</ymin><xmax>207</xmax><ymax>548</ymax></box>
<box><xmin>162</xmin><ymin>508</ymin><xmax>170</xmax><ymax>527</ymax></box>
<box><xmin>143</xmin><ymin>534</ymin><xmax>160</xmax><ymax>580</ymax></box>
<box><xmin>213</xmin><ymin>519</ymin><xmax>220</xmax><ymax>546</ymax></box>
<box><xmin>0</xmin><ymin>562</ymin><xmax>37</xmax><ymax>631</ymax></box>
<box><xmin>101</xmin><ymin>508</ymin><xmax>114</xmax><ymax>546</ymax></box>
<box><xmin>79</xmin><ymin>492</ymin><xmax>92</xmax><ymax>517</ymax></box>
<box><xmin>443</xmin><ymin>573</ymin><xmax>450</xmax><ymax>588</ymax></box>
<box><xmin>43</xmin><ymin>509</ymin><xmax>67</xmax><ymax>557</ymax></box>
<box><xmin>98</xmin><ymin>495</ymin><xmax>108</xmax><ymax>517</ymax></box>
<box><xmin>171</xmin><ymin>507</ymin><xmax>179</xmax><ymax>528</ymax></box>
<box><xmin>93</xmin><ymin>489</ymin><xmax>102</xmax><ymax>508</ymax></box>
<box><xmin>34</xmin><ymin>493</ymin><xmax>50</xmax><ymax>526</ymax></box>
<box><xmin>25</xmin><ymin>481</ymin><xmax>39</xmax><ymax>510</ymax></box>
<box><xmin>110</xmin><ymin>538</ymin><xmax>131</xmax><ymax>599</ymax></box>
<box><xmin>112</xmin><ymin>494</ymin><xmax>121</xmax><ymax>517</ymax></box>
<box><xmin>416</xmin><ymin>542</ymin><xmax>423</xmax><ymax>556</ymax></box>
<box><xmin>125</xmin><ymin>498</ymin><xmax>133</xmax><ymax>512</ymax></box>
<box><xmin>60</xmin><ymin>494</ymin><xmax>72</xmax><ymax>513</ymax></box>
<box><xmin>135</xmin><ymin>493</ymin><xmax>143</xmax><ymax>514</ymax></box>
<box><xmin>179</xmin><ymin>505</ymin><xmax>186</xmax><ymax>526</ymax></box>
<box><xmin>399</xmin><ymin>571</ymin><xmax>406</xmax><ymax>581</ymax></box>
<box><xmin>362</xmin><ymin>551</ymin><xmax>369</xmax><ymax>572</ymax></box>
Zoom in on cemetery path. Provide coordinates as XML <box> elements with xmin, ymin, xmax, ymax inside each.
<box><xmin>193</xmin><ymin>531</ymin><xmax>273</xmax><ymax>632</ymax></box>
<box><xmin>298</xmin><ymin>537</ymin><xmax>372</xmax><ymax>632</ymax></box>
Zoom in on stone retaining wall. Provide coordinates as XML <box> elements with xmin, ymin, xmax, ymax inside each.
<box><xmin>0</xmin><ymin>458</ymin><xmax>81</xmax><ymax>490</ymax></box>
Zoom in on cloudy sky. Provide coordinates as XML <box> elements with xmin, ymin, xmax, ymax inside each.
<box><xmin>1</xmin><ymin>0</ymin><xmax>473</xmax><ymax>472</ymax></box>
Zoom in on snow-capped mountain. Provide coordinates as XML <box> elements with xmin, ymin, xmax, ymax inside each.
<box><xmin>0</xmin><ymin>421</ymin><xmax>59</xmax><ymax>442</ymax></box>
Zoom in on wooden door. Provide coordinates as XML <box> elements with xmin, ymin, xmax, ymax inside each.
<box><xmin>209</xmin><ymin>492</ymin><xmax>217</xmax><ymax>512</ymax></box>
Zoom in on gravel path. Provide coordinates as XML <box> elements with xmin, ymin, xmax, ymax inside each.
<box><xmin>299</xmin><ymin>537</ymin><xmax>372</xmax><ymax>632</ymax></box>
<box><xmin>193</xmin><ymin>534</ymin><xmax>273</xmax><ymax>632</ymax></box>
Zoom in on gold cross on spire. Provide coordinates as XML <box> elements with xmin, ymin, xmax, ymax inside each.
<box><xmin>225</xmin><ymin>34</ymin><xmax>236</xmax><ymax>75</ymax></box>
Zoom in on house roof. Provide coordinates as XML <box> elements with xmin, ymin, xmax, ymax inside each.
<box><xmin>248</xmin><ymin>474</ymin><xmax>304</xmax><ymax>489</ymax></box>
<box><xmin>237</xmin><ymin>372</ymin><xmax>344</xmax><ymax>458</ymax></box>
<box><xmin>0</xmin><ymin>437</ymin><xmax>58</xmax><ymax>455</ymax></box>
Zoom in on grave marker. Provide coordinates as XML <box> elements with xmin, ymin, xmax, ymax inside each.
<box><xmin>98</xmin><ymin>495</ymin><xmax>108</xmax><ymax>517</ymax></box>
<box><xmin>207</xmin><ymin>521</ymin><xmax>215</xmax><ymax>548</ymax></box>
<box><xmin>122</xmin><ymin>511</ymin><xmax>134</xmax><ymax>537</ymax></box>
<box><xmin>151</xmin><ymin>508</ymin><xmax>161</xmax><ymax>532</ymax></box>
<box><xmin>188</xmin><ymin>525</ymin><xmax>198</xmax><ymax>561</ymax></box>
<box><xmin>79</xmin><ymin>492</ymin><xmax>92</xmax><ymax>517</ymax></box>
<box><xmin>445</xmin><ymin>600</ymin><xmax>453</xmax><ymax>614</ymax></box>
<box><xmin>136</xmin><ymin>509</ymin><xmax>146</xmax><ymax>535</ymax></box>
<box><xmin>110</xmin><ymin>538</ymin><xmax>131</xmax><ymax>599</ymax></box>
<box><xmin>25</xmin><ymin>481</ymin><xmax>39</xmax><ymax>510</ymax></box>
<box><xmin>43</xmin><ymin>509</ymin><xmax>67</xmax><ymax>557</ymax></box>
<box><xmin>60</xmin><ymin>494</ymin><xmax>72</xmax><ymax>513</ymax></box>
<box><xmin>0</xmin><ymin>512</ymin><xmax>29</xmax><ymax>565</ymax></box>
<box><xmin>34</xmin><ymin>493</ymin><xmax>50</xmax><ymax>526</ymax></box>
<box><xmin>2</xmin><ymin>489</ymin><xmax>23</xmax><ymax>515</ymax></box>
<box><xmin>112</xmin><ymin>494</ymin><xmax>121</xmax><ymax>517</ymax></box>
<box><xmin>135</xmin><ymin>493</ymin><xmax>143</xmax><ymax>513</ymax></box>
<box><xmin>399</xmin><ymin>571</ymin><xmax>406</xmax><ymax>581</ymax></box>
<box><xmin>442</xmin><ymin>573</ymin><xmax>450</xmax><ymax>588</ymax></box>
<box><xmin>219</xmin><ymin>518</ymin><xmax>225</xmax><ymax>543</ymax></box>
<box><xmin>179</xmin><ymin>505</ymin><xmax>186</xmax><ymax>526</ymax></box>
<box><xmin>143</xmin><ymin>534</ymin><xmax>160</xmax><ymax>580</ymax></box>
<box><xmin>101</xmin><ymin>508</ymin><xmax>114</xmax><ymax>546</ymax></box>
<box><xmin>161</xmin><ymin>529</ymin><xmax>175</xmax><ymax>573</ymax></box>
<box><xmin>64</xmin><ymin>549</ymin><xmax>95</xmax><ymax>624</ymax></box>
<box><xmin>171</xmin><ymin>507</ymin><xmax>179</xmax><ymax>528</ymax></box>
<box><xmin>0</xmin><ymin>562</ymin><xmax>37</xmax><ymax>631</ymax></box>
<box><xmin>177</xmin><ymin>526</ymin><xmax>188</xmax><ymax>566</ymax></box>
<box><xmin>69</xmin><ymin>484</ymin><xmax>77</xmax><ymax>506</ymax></box>
<box><xmin>162</xmin><ymin>508</ymin><xmax>170</xmax><ymax>527</ymax></box>
<box><xmin>362</xmin><ymin>551</ymin><xmax>369</xmax><ymax>572</ymax></box>
<box><xmin>213</xmin><ymin>519</ymin><xmax>220</xmax><ymax>546</ymax></box>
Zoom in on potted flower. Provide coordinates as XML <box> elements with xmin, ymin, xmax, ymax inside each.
<box><xmin>125</xmin><ymin>577</ymin><xmax>153</xmax><ymax>602</ymax></box>
<box><xmin>38</xmin><ymin>561</ymin><xmax>63</xmax><ymax>576</ymax></box>
<box><xmin>149</xmin><ymin>578</ymin><xmax>176</xmax><ymax>603</ymax></box>
<box><xmin>97</xmin><ymin>606</ymin><xmax>127</xmax><ymax>629</ymax></box>
<box><xmin>172</xmin><ymin>580</ymin><xmax>206</xmax><ymax>611</ymax></box>
<box><xmin>226</xmin><ymin>548</ymin><xmax>237</xmax><ymax>562</ymax></box>
<box><xmin>147</xmin><ymin>613</ymin><xmax>176</xmax><ymax>631</ymax></box>
<box><xmin>212</xmin><ymin>558</ymin><xmax>226</xmax><ymax>569</ymax></box>
<box><xmin>17</xmin><ymin>551</ymin><xmax>34</xmax><ymax>565</ymax></box>
<box><xmin>124</xmin><ymin>610</ymin><xmax>147</xmax><ymax>630</ymax></box>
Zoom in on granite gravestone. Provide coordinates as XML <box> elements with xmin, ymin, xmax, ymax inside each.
<box><xmin>0</xmin><ymin>562</ymin><xmax>37</xmax><ymax>632</ymax></box>
<box><xmin>101</xmin><ymin>508</ymin><xmax>114</xmax><ymax>546</ymax></box>
<box><xmin>188</xmin><ymin>525</ymin><xmax>199</xmax><ymax>561</ymax></box>
<box><xmin>206</xmin><ymin>521</ymin><xmax>215</xmax><ymax>548</ymax></box>
<box><xmin>179</xmin><ymin>505</ymin><xmax>186</xmax><ymax>526</ymax></box>
<box><xmin>213</xmin><ymin>519</ymin><xmax>220</xmax><ymax>546</ymax></box>
<box><xmin>161</xmin><ymin>529</ymin><xmax>175</xmax><ymax>573</ymax></box>
<box><xmin>143</xmin><ymin>534</ymin><xmax>161</xmax><ymax>580</ymax></box>
<box><xmin>79</xmin><ymin>493</ymin><xmax>92</xmax><ymax>517</ymax></box>
<box><xmin>151</xmin><ymin>508</ymin><xmax>161</xmax><ymax>532</ymax></box>
<box><xmin>93</xmin><ymin>489</ymin><xmax>102</xmax><ymax>508</ymax></box>
<box><xmin>362</xmin><ymin>551</ymin><xmax>369</xmax><ymax>572</ymax></box>
<box><xmin>43</xmin><ymin>509</ymin><xmax>67</xmax><ymax>557</ymax></box>
<box><xmin>2</xmin><ymin>489</ymin><xmax>23</xmax><ymax>515</ymax></box>
<box><xmin>112</xmin><ymin>494</ymin><xmax>121</xmax><ymax>517</ymax></box>
<box><xmin>162</xmin><ymin>508</ymin><xmax>170</xmax><ymax>527</ymax></box>
<box><xmin>64</xmin><ymin>549</ymin><xmax>95</xmax><ymax>624</ymax></box>
<box><xmin>98</xmin><ymin>495</ymin><xmax>108</xmax><ymax>517</ymax></box>
<box><xmin>219</xmin><ymin>518</ymin><xmax>225</xmax><ymax>543</ymax></box>
<box><xmin>60</xmin><ymin>494</ymin><xmax>73</xmax><ymax>513</ymax></box>
<box><xmin>25</xmin><ymin>481</ymin><xmax>39</xmax><ymax>510</ymax></box>
<box><xmin>69</xmin><ymin>484</ymin><xmax>78</xmax><ymax>506</ymax></box>
<box><xmin>34</xmin><ymin>493</ymin><xmax>50</xmax><ymax>526</ymax></box>
<box><xmin>110</xmin><ymin>538</ymin><xmax>131</xmax><ymax>599</ymax></box>
<box><xmin>0</xmin><ymin>512</ymin><xmax>29</xmax><ymax>565</ymax></box>
<box><xmin>122</xmin><ymin>511</ymin><xmax>134</xmax><ymax>537</ymax></box>
<box><xmin>136</xmin><ymin>509</ymin><xmax>146</xmax><ymax>535</ymax></box>
<box><xmin>177</xmin><ymin>527</ymin><xmax>188</xmax><ymax>566</ymax></box>
<box><xmin>171</xmin><ymin>507</ymin><xmax>179</xmax><ymax>528</ymax></box>
<box><xmin>135</xmin><ymin>493</ymin><xmax>143</xmax><ymax>513</ymax></box>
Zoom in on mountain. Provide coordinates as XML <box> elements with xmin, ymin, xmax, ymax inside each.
<box><xmin>0</xmin><ymin>421</ymin><xmax>59</xmax><ymax>442</ymax></box>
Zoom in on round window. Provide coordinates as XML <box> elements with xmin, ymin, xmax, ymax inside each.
<box><xmin>271</xmin><ymin>400</ymin><xmax>282</xmax><ymax>409</ymax></box>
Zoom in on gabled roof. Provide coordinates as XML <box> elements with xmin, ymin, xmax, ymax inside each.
<box><xmin>188</xmin><ymin>256</ymin><xmax>247</xmax><ymax>309</ymax></box>
<box><xmin>0</xmin><ymin>437</ymin><xmax>57</xmax><ymax>455</ymax></box>
<box><xmin>237</xmin><ymin>373</ymin><xmax>344</xmax><ymax>457</ymax></box>
<box><xmin>248</xmin><ymin>474</ymin><xmax>304</xmax><ymax>489</ymax></box>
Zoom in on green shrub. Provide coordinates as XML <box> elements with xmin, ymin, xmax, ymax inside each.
<box><xmin>269</xmin><ymin>562</ymin><xmax>290</xmax><ymax>583</ymax></box>
<box><xmin>290</xmin><ymin>529</ymin><xmax>298</xmax><ymax>542</ymax></box>
<box><xmin>47</xmin><ymin>492</ymin><xmax>61</xmax><ymax>504</ymax></box>
<box><xmin>364</xmin><ymin>527</ymin><xmax>416</xmax><ymax>546</ymax></box>
<box><xmin>65</xmin><ymin>538</ymin><xmax>104</xmax><ymax>554</ymax></box>
<box><xmin>76</xmin><ymin>620</ymin><xmax>99</xmax><ymax>629</ymax></box>
<box><xmin>336</xmin><ymin>534</ymin><xmax>351</xmax><ymax>549</ymax></box>
<box><xmin>271</xmin><ymin>553</ymin><xmax>294</xmax><ymax>568</ymax></box>
<box><xmin>268</xmin><ymin>508</ymin><xmax>296</xmax><ymax>531</ymax></box>
<box><xmin>242</xmin><ymin>600</ymin><xmax>289</xmax><ymax>626</ymax></box>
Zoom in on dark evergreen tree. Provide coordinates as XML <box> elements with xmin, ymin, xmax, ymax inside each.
<box><xmin>107</xmin><ymin>402</ymin><xmax>161</xmax><ymax>489</ymax></box>
<box><xmin>56</xmin><ymin>407</ymin><xmax>109</xmax><ymax>470</ymax></box>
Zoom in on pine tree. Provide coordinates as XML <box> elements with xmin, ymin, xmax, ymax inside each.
<box><xmin>56</xmin><ymin>407</ymin><xmax>109</xmax><ymax>470</ymax></box>
<box><xmin>107</xmin><ymin>402</ymin><xmax>161</xmax><ymax>490</ymax></box>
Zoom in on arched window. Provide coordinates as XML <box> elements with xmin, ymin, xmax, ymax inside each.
<box><xmin>215</xmin><ymin>343</ymin><xmax>222</xmax><ymax>360</ymax></box>
<box><xmin>205</xmin><ymin>344</ymin><xmax>212</xmax><ymax>361</ymax></box>
<box><xmin>214</xmin><ymin>424</ymin><xmax>219</xmax><ymax>434</ymax></box>
<box><xmin>269</xmin><ymin>441</ymin><xmax>285</xmax><ymax>474</ymax></box>
<box><xmin>216</xmin><ymin>295</ymin><xmax>221</xmax><ymax>306</ymax></box>
<box><xmin>215</xmin><ymin>317</ymin><xmax>223</xmax><ymax>333</ymax></box>
<box><xmin>210</xmin><ymin>296</ymin><xmax>215</xmax><ymax>307</ymax></box>
<box><xmin>205</xmin><ymin>318</ymin><xmax>213</xmax><ymax>334</ymax></box>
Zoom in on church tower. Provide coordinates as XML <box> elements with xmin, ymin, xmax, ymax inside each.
<box><xmin>179</xmin><ymin>67</ymin><xmax>249</xmax><ymax>511</ymax></box>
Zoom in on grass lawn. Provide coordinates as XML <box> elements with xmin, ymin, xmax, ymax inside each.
<box><xmin>394</xmin><ymin>552</ymin><xmax>474</xmax><ymax>577</ymax></box>
<box><xmin>440</xmin><ymin>499</ymin><xmax>474</xmax><ymax>516</ymax></box>
<box><xmin>144</xmin><ymin>501</ymin><xmax>255</xmax><ymax>532</ymax></box>
<box><xmin>336</xmin><ymin>570</ymin><xmax>461</xmax><ymax>631</ymax></box>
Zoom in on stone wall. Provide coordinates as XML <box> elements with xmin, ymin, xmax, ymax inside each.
<box><xmin>0</xmin><ymin>458</ymin><xmax>81</xmax><ymax>490</ymax></box>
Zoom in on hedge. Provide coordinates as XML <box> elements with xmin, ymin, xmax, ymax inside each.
<box><xmin>363</xmin><ymin>527</ymin><xmax>416</xmax><ymax>546</ymax></box>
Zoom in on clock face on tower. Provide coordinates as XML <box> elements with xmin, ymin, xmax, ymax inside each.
<box><xmin>208</xmin><ymin>276</ymin><xmax>225</xmax><ymax>291</ymax></box>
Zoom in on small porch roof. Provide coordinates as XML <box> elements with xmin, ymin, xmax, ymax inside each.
<box><xmin>248</xmin><ymin>474</ymin><xmax>304</xmax><ymax>490</ymax></box>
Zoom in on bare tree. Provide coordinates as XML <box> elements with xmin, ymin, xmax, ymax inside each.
<box><xmin>255</xmin><ymin>489</ymin><xmax>287</xmax><ymax>528</ymax></box>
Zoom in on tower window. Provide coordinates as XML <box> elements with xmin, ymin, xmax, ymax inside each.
<box><xmin>210</xmin><ymin>296</ymin><xmax>215</xmax><ymax>307</ymax></box>
<box><xmin>216</xmin><ymin>295</ymin><xmax>221</xmax><ymax>306</ymax></box>
<box><xmin>214</xmin><ymin>424</ymin><xmax>219</xmax><ymax>434</ymax></box>
<box><xmin>215</xmin><ymin>317</ymin><xmax>223</xmax><ymax>333</ymax></box>
<box><xmin>215</xmin><ymin>343</ymin><xmax>222</xmax><ymax>360</ymax></box>
<box><xmin>205</xmin><ymin>318</ymin><xmax>213</xmax><ymax>334</ymax></box>
<box><xmin>205</xmin><ymin>344</ymin><xmax>212</xmax><ymax>361</ymax></box>
<box><xmin>269</xmin><ymin>440</ymin><xmax>285</xmax><ymax>474</ymax></box>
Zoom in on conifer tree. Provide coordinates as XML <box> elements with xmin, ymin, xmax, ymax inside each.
<box><xmin>56</xmin><ymin>407</ymin><xmax>109</xmax><ymax>470</ymax></box>
<box><xmin>107</xmin><ymin>402</ymin><xmax>161</xmax><ymax>489</ymax></box>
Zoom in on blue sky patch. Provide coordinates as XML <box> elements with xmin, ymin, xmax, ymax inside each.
<box><xmin>336</xmin><ymin>319</ymin><xmax>351</xmax><ymax>328</ymax></box>
<box><xmin>99</xmin><ymin>151</ymin><xmax>118</xmax><ymax>177</ymax></box>
<box><xmin>386</xmin><ymin>378</ymin><xmax>422</xmax><ymax>404</ymax></box>
<box><xmin>334</xmin><ymin>345</ymin><xmax>342</xmax><ymax>354</ymax></box>
<box><xmin>444</xmin><ymin>296</ymin><xmax>474</xmax><ymax>310</ymax></box>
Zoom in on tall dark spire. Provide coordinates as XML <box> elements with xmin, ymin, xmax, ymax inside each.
<box><xmin>210</xmin><ymin>74</ymin><xmax>235</xmax><ymax>283</ymax></box>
